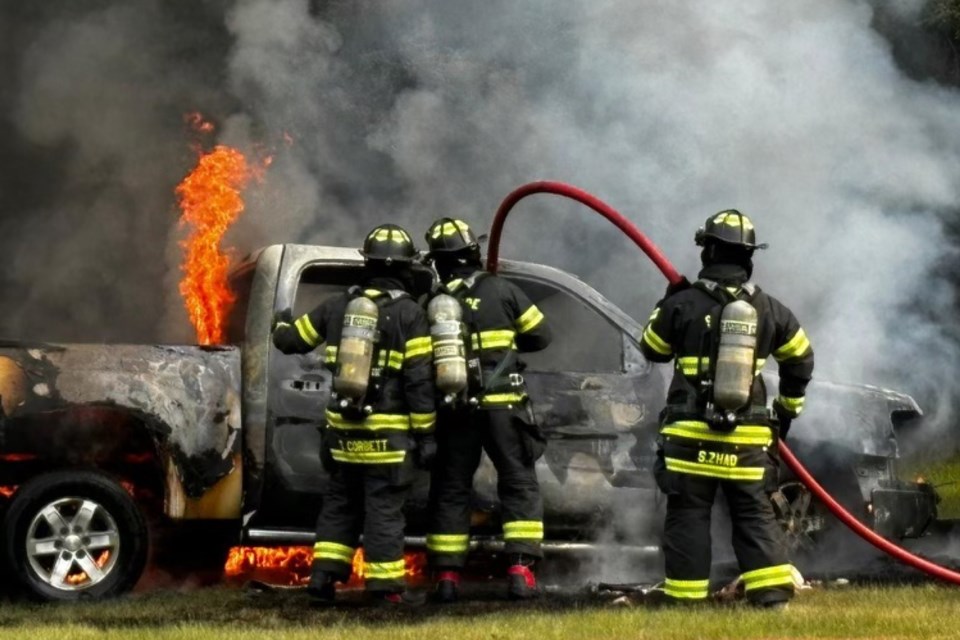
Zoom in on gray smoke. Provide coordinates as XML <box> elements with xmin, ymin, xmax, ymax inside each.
<box><xmin>0</xmin><ymin>1</ymin><xmax>232</xmax><ymax>343</ymax></box>
<box><xmin>221</xmin><ymin>0</ymin><xmax>960</xmax><ymax>412</ymax></box>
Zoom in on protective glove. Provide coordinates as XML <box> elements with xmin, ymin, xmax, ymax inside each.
<box><xmin>664</xmin><ymin>276</ymin><xmax>691</xmax><ymax>298</ymax></box>
<box><xmin>414</xmin><ymin>434</ymin><xmax>437</xmax><ymax>469</ymax></box>
<box><xmin>772</xmin><ymin>399</ymin><xmax>794</xmax><ymax>441</ymax></box>
<box><xmin>272</xmin><ymin>307</ymin><xmax>294</xmax><ymax>331</ymax></box>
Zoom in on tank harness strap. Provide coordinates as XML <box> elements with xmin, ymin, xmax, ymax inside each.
<box><xmin>687</xmin><ymin>279</ymin><xmax>762</xmax><ymax>431</ymax></box>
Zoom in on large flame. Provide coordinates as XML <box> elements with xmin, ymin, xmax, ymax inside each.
<box><xmin>224</xmin><ymin>546</ymin><xmax>427</xmax><ymax>586</ymax></box>
<box><xmin>176</xmin><ymin>144</ymin><xmax>258</xmax><ymax>345</ymax></box>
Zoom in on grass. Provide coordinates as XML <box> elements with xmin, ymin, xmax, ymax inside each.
<box><xmin>0</xmin><ymin>584</ymin><xmax>959</xmax><ymax>639</ymax></box>
<box><xmin>901</xmin><ymin>453</ymin><xmax>960</xmax><ymax>518</ymax></box>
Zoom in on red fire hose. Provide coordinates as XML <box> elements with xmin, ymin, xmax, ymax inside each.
<box><xmin>486</xmin><ymin>180</ymin><xmax>960</xmax><ymax>585</ymax></box>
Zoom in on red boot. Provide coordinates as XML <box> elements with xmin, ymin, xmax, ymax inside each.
<box><xmin>435</xmin><ymin>570</ymin><xmax>461</xmax><ymax>603</ymax></box>
<box><xmin>507</xmin><ymin>562</ymin><xmax>539</xmax><ymax>600</ymax></box>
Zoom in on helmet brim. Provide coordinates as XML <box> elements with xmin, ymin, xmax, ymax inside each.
<box><xmin>695</xmin><ymin>231</ymin><xmax>768</xmax><ymax>250</ymax></box>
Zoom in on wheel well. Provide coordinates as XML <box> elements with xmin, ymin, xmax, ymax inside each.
<box><xmin>0</xmin><ymin>406</ymin><xmax>165</xmax><ymax>517</ymax></box>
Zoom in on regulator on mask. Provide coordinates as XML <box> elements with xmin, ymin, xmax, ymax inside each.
<box><xmin>707</xmin><ymin>299</ymin><xmax>759</xmax><ymax>428</ymax></box>
<box><xmin>332</xmin><ymin>296</ymin><xmax>380</xmax><ymax>415</ymax></box>
<box><xmin>428</xmin><ymin>294</ymin><xmax>468</xmax><ymax>402</ymax></box>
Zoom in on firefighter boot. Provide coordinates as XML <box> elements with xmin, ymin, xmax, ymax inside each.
<box><xmin>434</xmin><ymin>570</ymin><xmax>461</xmax><ymax>603</ymax></box>
<box><xmin>506</xmin><ymin>554</ymin><xmax>539</xmax><ymax>600</ymax></box>
<box><xmin>306</xmin><ymin>567</ymin><xmax>336</xmax><ymax>603</ymax></box>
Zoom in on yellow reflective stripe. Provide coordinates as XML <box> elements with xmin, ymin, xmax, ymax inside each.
<box><xmin>661</xmin><ymin>421</ymin><xmax>773</xmax><ymax>447</ymax></box>
<box><xmin>405</xmin><ymin>336</ymin><xmax>433</xmax><ymax>359</ymax></box>
<box><xmin>376</xmin><ymin>349</ymin><xmax>404</xmax><ymax>370</ymax></box>
<box><xmin>677</xmin><ymin>357</ymin><xmax>764</xmax><ymax>376</ymax></box>
<box><xmin>713</xmin><ymin>211</ymin><xmax>754</xmax><ymax>230</ymax></box>
<box><xmin>677</xmin><ymin>356</ymin><xmax>709</xmax><ymax>376</ymax></box>
<box><xmin>515</xmin><ymin>305</ymin><xmax>545</xmax><ymax>333</ymax></box>
<box><xmin>330</xmin><ymin>450</ymin><xmax>407</xmax><ymax>464</ymax></box>
<box><xmin>665</xmin><ymin>457</ymin><xmax>765</xmax><ymax>481</ymax></box>
<box><xmin>294</xmin><ymin>315</ymin><xmax>320</xmax><ymax>347</ymax></box>
<box><xmin>446</xmin><ymin>279</ymin><xmax>464</xmax><ymax>292</ymax></box>
<box><xmin>470</xmin><ymin>330</ymin><xmax>516</xmax><ymax>350</ymax></box>
<box><xmin>411</xmin><ymin>412</ymin><xmax>436</xmax><ymax>431</ymax></box>
<box><xmin>774</xmin><ymin>328</ymin><xmax>811</xmax><ymax>361</ymax></box>
<box><xmin>663</xmin><ymin>577</ymin><xmax>710</xmax><ymax>599</ymax></box>
<box><xmin>325</xmin><ymin>410</ymin><xmax>411</xmax><ymax>431</ymax></box>
<box><xmin>481</xmin><ymin>393</ymin><xmax>527</xmax><ymax>406</ymax></box>
<box><xmin>313</xmin><ymin>541</ymin><xmax>354</xmax><ymax>564</ymax></box>
<box><xmin>430</xmin><ymin>219</ymin><xmax>471</xmax><ymax>238</ymax></box>
<box><xmin>426</xmin><ymin>534</ymin><xmax>470</xmax><ymax>553</ymax></box>
<box><xmin>364</xmin><ymin>559</ymin><xmax>406</xmax><ymax>579</ymax></box>
<box><xmin>742</xmin><ymin>564</ymin><xmax>796</xmax><ymax>591</ymax></box>
<box><xmin>325</xmin><ymin>345</ymin><xmax>338</xmax><ymax>363</ymax></box>
<box><xmin>642</xmin><ymin>325</ymin><xmax>672</xmax><ymax>356</ymax></box>
<box><xmin>503</xmin><ymin>521</ymin><xmax>544</xmax><ymax>540</ymax></box>
<box><xmin>778</xmin><ymin>395</ymin><xmax>805</xmax><ymax>415</ymax></box>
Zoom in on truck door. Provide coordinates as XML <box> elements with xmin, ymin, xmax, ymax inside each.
<box><xmin>498</xmin><ymin>275</ymin><xmax>663</xmax><ymax>534</ymax></box>
<box><xmin>257</xmin><ymin>264</ymin><xmax>364</xmax><ymax>529</ymax></box>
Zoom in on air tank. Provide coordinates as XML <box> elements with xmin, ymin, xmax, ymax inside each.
<box><xmin>428</xmin><ymin>294</ymin><xmax>468</xmax><ymax>395</ymax></box>
<box><xmin>333</xmin><ymin>296</ymin><xmax>379</xmax><ymax>400</ymax></box>
<box><xmin>713</xmin><ymin>300</ymin><xmax>758</xmax><ymax>412</ymax></box>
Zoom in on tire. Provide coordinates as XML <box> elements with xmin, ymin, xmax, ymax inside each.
<box><xmin>2</xmin><ymin>470</ymin><xmax>149</xmax><ymax>601</ymax></box>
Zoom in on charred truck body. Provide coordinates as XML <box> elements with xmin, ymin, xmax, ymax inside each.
<box><xmin>0</xmin><ymin>244</ymin><xmax>939</xmax><ymax>600</ymax></box>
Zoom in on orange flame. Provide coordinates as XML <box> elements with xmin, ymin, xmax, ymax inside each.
<box><xmin>0</xmin><ymin>453</ymin><xmax>37</xmax><ymax>462</ymax></box>
<box><xmin>224</xmin><ymin>546</ymin><xmax>426</xmax><ymax>586</ymax></box>
<box><xmin>185</xmin><ymin>111</ymin><xmax>215</xmax><ymax>134</ymax></box>
<box><xmin>65</xmin><ymin>550</ymin><xmax>111</xmax><ymax>586</ymax></box>
<box><xmin>176</xmin><ymin>145</ymin><xmax>259</xmax><ymax>345</ymax></box>
<box><xmin>0</xmin><ymin>486</ymin><xmax>17</xmax><ymax>499</ymax></box>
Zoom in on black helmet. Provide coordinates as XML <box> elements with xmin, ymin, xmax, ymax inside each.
<box><xmin>424</xmin><ymin>218</ymin><xmax>479</xmax><ymax>255</ymax></box>
<box><xmin>361</xmin><ymin>224</ymin><xmax>417</xmax><ymax>264</ymax></box>
<box><xmin>694</xmin><ymin>210</ymin><xmax>768</xmax><ymax>250</ymax></box>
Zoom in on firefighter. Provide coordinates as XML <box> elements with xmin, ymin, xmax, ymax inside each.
<box><xmin>640</xmin><ymin>210</ymin><xmax>814</xmax><ymax>608</ymax></box>
<box><xmin>272</xmin><ymin>223</ymin><xmax>436</xmax><ymax>605</ymax></box>
<box><xmin>422</xmin><ymin>218</ymin><xmax>552</xmax><ymax>602</ymax></box>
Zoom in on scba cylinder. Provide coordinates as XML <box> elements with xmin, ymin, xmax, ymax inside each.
<box><xmin>428</xmin><ymin>294</ymin><xmax>468</xmax><ymax>395</ymax></box>
<box><xmin>713</xmin><ymin>300</ymin><xmax>758</xmax><ymax>412</ymax></box>
<box><xmin>333</xmin><ymin>296</ymin><xmax>379</xmax><ymax>400</ymax></box>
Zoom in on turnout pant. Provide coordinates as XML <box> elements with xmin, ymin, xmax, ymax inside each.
<box><xmin>427</xmin><ymin>406</ymin><xmax>544</xmax><ymax>568</ymax></box>
<box><xmin>655</xmin><ymin>452</ymin><xmax>795</xmax><ymax>605</ymax></box>
<box><xmin>311</xmin><ymin>460</ymin><xmax>413</xmax><ymax>593</ymax></box>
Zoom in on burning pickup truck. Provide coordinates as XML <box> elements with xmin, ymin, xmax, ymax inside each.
<box><xmin>0</xmin><ymin>243</ymin><xmax>939</xmax><ymax>600</ymax></box>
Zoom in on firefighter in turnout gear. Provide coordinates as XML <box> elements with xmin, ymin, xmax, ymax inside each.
<box><xmin>423</xmin><ymin>218</ymin><xmax>552</xmax><ymax>602</ymax></box>
<box><xmin>640</xmin><ymin>210</ymin><xmax>814</xmax><ymax>608</ymax></box>
<box><xmin>272</xmin><ymin>224</ymin><xmax>436</xmax><ymax>605</ymax></box>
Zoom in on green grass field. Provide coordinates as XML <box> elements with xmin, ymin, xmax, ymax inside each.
<box><xmin>901</xmin><ymin>453</ymin><xmax>960</xmax><ymax>518</ymax></box>
<box><xmin>0</xmin><ymin>584</ymin><xmax>959</xmax><ymax>639</ymax></box>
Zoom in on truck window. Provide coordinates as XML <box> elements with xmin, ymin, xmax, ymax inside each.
<box><xmin>506</xmin><ymin>277</ymin><xmax>623</xmax><ymax>373</ymax></box>
<box><xmin>293</xmin><ymin>265</ymin><xmax>366</xmax><ymax>317</ymax></box>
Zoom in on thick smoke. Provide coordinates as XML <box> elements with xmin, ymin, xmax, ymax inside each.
<box><xmin>220</xmin><ymin>0</ymin><xmax>960</xmax><ymax>419</ymax></box>
<box><xmin>3</xmin><ymin>0</ymin><xmax>957</xmax><ymax>395</ymax></box>
<box><xmin>0</xmin><ymin>1</ymin><xmax>231</xmax><ymax>343</ymax></box>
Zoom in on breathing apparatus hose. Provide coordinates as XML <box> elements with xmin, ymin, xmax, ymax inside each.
<box><xmin>486</xmin><ymin>180</ymin><xmax>960</xmax><ymax>585</ymax></box>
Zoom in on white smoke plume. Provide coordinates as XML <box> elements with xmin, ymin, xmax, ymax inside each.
<box><xmin>221</xmin><ymin>0</ymin><xmax>960</xmax><ymax>415</ymax></box>
<box><xmin>4</xmin><ymin>0</ymin><xmax>957</xmax><ymax>403</ymax></box>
